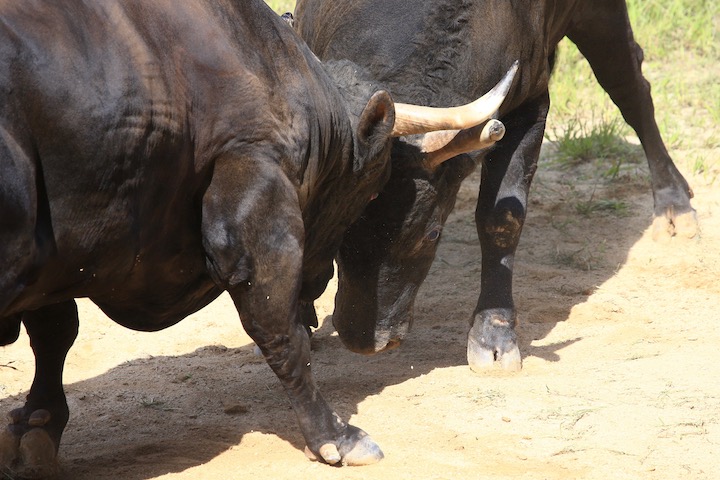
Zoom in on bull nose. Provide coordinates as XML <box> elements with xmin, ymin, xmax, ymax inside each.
<box><xmin>337</xmin><ymin>331</ymin><xmax>405</xmax><ymax>355</ymax></box>
<box><xmin>376</xmin><ymin>337</ymin><xmax>402</xmax><ymax>353</ymax></box>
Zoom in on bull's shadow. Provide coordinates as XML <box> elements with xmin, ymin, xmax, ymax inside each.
<box><xmin>0</xmin><ymin>148</ymin><xmax>655</xmax><ymax>479</ymax></box>
<box><xmin>420</xmin><ymin>146</ymin><xmax>654</xmax><ymax>364</ymax></box>
<box><xmin>0</xmin><ymin>316</ymin><xmax>467</xmax><ymax>479</ymax></box>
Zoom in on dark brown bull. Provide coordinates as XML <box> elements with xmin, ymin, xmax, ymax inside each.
<box><xmin>0</xmin><ymin>0</ymin><xmax>515</xmax><ymax>475</ymax></box>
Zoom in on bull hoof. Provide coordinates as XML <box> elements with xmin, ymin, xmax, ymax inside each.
<box><xmin>1</xmin><ymin>410</ymin><xmax>59</xmax><ymax>479</ymax></box>
<box><xmin>673</xmin><ymin>211</ymin><xmax>699</xmax><ymax>238</ymax></box>
<box><xmin>651</xmin><ymin>210</ymin><xmax>698</xmax><ymax>242</ymax></box>
<box><xmin>304</xmin><ymin>426</ymin><xmax>383</xmax><ymax>466</ymax></box>
<box><xmin>467</xmin><ymin>338</ymin><xmax>495</xmax><ymax>370</ymax></box>
<box><xmin>467</xmin><ymin>340</ymin><xmax>522</xmax><ymax>372</ymax></box>
<box><xmin>651</xmin><ymin>216</ymin><xmax>673</xmax><ymax>243</ymax></box>
<box><xmin>498</xmin><ymin>345</ymin><xmax>522</xmax><ymax>371</ymax></box>
<box><xmin>467</xmin><ymin>310</ymin><xmax>522</xmax><ymax>372</ymax></box>
<box><xmin>339</xmin><ymin>434</ymin><xmax>384</xmax><ymax>466</ymax></box>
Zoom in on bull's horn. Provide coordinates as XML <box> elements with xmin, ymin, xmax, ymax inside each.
<box><xmin>391</xmin><ymin>60</ymin><xmax>518</xmax><ymax>137</ymax></box>
<box><xmin>422</xmin><ymin>119</ymin><xmax>506</xmax><ymax>170</ymax></box>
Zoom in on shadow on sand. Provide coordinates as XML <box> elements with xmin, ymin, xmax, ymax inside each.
<box><xmin>1</xmin><ymin>158</ymin><xmax>653</xmax><ymax>478</ymax></box>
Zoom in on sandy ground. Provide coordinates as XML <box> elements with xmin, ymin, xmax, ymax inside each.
<box><xmin>2</xmin><ymin>141</ymin><xmax>719</xmax><ymax>479</ymax></box>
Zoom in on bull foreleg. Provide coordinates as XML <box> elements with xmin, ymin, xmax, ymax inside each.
<box><xmin>1</xmin><ymin>300</ymin><xmax>78</xmax><ymax>479</ymax></box>
<box><xmin>201</xmin><ymin>157</ymin><xmax>382</xmax><ymax>466</ymax></box>
<box><xmin>240</xmin><ymin>310</ymin><xmax>381</xmax><ymax>466</ymax></box>
<box><xmin>297</xmin><ymin>263</ymin><xmax>336</xmax><ymax>337</ymax></box>
<box><xmin>469</xmin><ymin>98</ymin><xmax>548</xmax><ymax>372</ymax></box>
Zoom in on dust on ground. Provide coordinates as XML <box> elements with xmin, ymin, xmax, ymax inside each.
<box><xmin>2</xmin><ymin>140</ymin><xmax>719</xmax><ymax>479</ymax></box>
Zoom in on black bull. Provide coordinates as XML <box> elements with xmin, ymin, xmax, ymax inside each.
<box><xmin>294</xmin><ymin>0</ymin><xmax>697</xmax><ymax>370</ymax></box>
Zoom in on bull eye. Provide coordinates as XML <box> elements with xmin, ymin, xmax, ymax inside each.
<box><xmin>426</xmin><ymin>227</ymin><xmax>441</xmax><ymax>242</ymax></box>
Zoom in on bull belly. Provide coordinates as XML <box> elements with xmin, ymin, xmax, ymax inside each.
<box><xmin>5</xmin><ymin>250</ymin><xmax>223</xmax><ymax>332</ymax></box>
<box><xmin>87</xmin><ymin>259</ymin><xmax>224</xmax><ymax>331</ymax></box>
<box><xmin>91</xmin><ymin>278</ymin><xmax>222</xmax><ymax>332</ymax></box>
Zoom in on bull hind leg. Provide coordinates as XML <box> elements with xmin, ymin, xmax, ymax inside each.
<box><xmin>567</xmin><ymin>1</ymin><xmax>696</xmax><ymax>241</ymax></box>
<box><xmin>1</xmin><ymin>301</ymin><xmax>79</xmax><ymax>479</ymax></box>
<box><xmin>201</xmin><ymin>156</ymin><xmax>382</xmax><ymax>466</ymax></box>
<box><xmin>469</xmin><ymin>97</ymin><xmax>549</xmax><ymax>372</ymax></box>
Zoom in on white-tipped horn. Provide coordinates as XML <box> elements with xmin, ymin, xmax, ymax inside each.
<box><xmin>391</xmin><ymin>60</ymin><xmax>518</xmax><ymax>137</ymax></box>
<box><xmin>422</xmin><ymin>119</ymin><xmax>506</xmax><ymax>170</ymax></box>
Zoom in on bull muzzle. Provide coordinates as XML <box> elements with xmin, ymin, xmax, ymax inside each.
<box><xmin>332</xmin><ymin>282</ymin><xmax>416</xmax><ymax>355</ymax></box>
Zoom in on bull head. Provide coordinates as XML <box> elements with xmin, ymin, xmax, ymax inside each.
<box><xmin>330</xmin><ymin>62</ymin><xmax>518</xmax><ymax>355</ymax></box>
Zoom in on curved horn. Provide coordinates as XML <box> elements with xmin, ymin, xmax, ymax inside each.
<box><xmin>391</xmin><ymin>60</ymin><xmax>518</xmax><ymax>137</ymax></box>
<box><xmin>422</xmin><ymin>119</ymin><xmax>506</xmax><ymax>170</ymax></box>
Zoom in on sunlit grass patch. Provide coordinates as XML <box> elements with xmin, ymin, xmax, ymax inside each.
<box><xmin>544</xmin><ymin>114</ymin><xmax>644</xmax><ymax>179</ymax></box>
<box><xmin>264</xmin><ymin>0</ymin><xmax>295</xmax><ymax>14</ymax></box>
<box><xmin>575</xmin><ymin>199</ymin><xmax>630</xmax><ymax>217</ymax></box>
<box><xmin>689</xmin><ymin>154</ymin><xmax>720</xmax><ymax>186</ymax></box>
<box><xmin>627</xmin><ymin>0</ymin><xmax>719</xmax><ymax>59</ymax></box>
<box><xmin>550</xmin><ymin>0</ymin><xmax>718</xmax><ymax>159</ymax></box>
<box><xmin>705</xmin><ymin>83</ymin><xmax>720</xmax><ymax>126</ymax></box>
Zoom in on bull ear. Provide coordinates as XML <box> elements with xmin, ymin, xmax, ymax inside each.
<box><xmin>355</xmin><ymin>90</ymin><xmax>395</xmax><ymax>170</ymax></box>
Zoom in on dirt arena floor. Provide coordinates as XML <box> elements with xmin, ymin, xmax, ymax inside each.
<box><xmin>2</xmin><ymin>140</ymin><xmax>719</xmax><ymax>479</ymax></box>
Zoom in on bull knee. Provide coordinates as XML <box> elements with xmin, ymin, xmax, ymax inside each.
<box><xmin>481</xmin><ymin>208</ymin><xmax>524</xmax><ymax>249</ymax></box>
<box><xmin>632</xmin><ymin>41</ymin><xmax>645</xmax><ymax>66</ymax></box>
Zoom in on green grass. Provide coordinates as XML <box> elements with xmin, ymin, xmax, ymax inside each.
<box><xmin>575</xmin><ymin>199</ymin><xmax>630</xmax><ymax>217</ymax></box>
<box><xmin>706</xmin><ymin>83</ymin><xmax>720</xmax><ymax>126</ymax></box>
<box><xmin>627</xmin><ymin>0</ymin><xmax>719</xmax><ymax>58</ymax></box>
<box><xmin>264</xmin><ymin>0</ymin><xmax>294</xmax><ymax>14</ymax></box>
<box><xmin>545</xmin><ymin>114</ymin><xmax>643</xmax><ymax>176</ymax></box>
<box><xmin>549</xmin><ymin>0</ymin><xmax>719</xmax><ymax>160</ymax></box>
<box><xmin>690</xmin><ymin>154</ymin><xmax>720</xmax><ymax>185</ymax></box>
